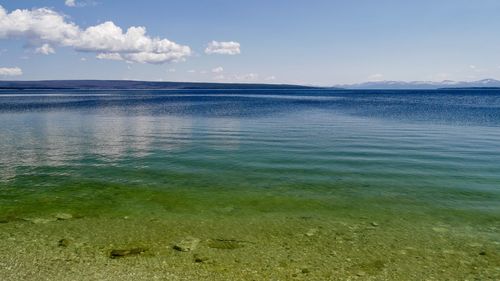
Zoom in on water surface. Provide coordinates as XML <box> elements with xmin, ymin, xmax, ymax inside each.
<box><xmin>0</xmin><ymin>89</ymin><xmax>499</xmax><ymax>280</ymax></box>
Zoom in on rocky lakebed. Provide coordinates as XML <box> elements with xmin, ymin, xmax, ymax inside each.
<box><xmin>0</xmin><ymin>211</ymin><xmax>498</xmax><ymax>281</ymax></box>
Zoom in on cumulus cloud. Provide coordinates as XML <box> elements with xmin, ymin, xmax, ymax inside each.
<box><xmin>0</xmin><ymin>67</ymin><xmax>22</xmax><ymax>76</ymax></box>
<box><xmin>0</xmin><ymin>6</ymin><xmax>80</xmax><ymax>45</ymax></box>
<box><xmin>35</xmin><ymin>43</ymin><xmax>55</xmax><ymax>54</ymax></box>
<box><xmin>205</xmin><ymin>41</ymin><xmax>240</xmax><ymax>55</ymax></box>
<box><xmin>211</xmin><ymin>66</ymin><xmax>223</xmax><ymax>73</ymax></box>
<box><xmin>65</xmin><ymin>0</ymin><xmax>76</xmax><ymax>7</ymax></box>
<box><xmin>0</xmin><ymin>5</ymin><xmax>191</xmax><ymax>64</ymax></box>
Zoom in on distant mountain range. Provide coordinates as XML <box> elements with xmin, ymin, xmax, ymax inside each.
<box><xmin>335</xmin><ymin>79</ymin><xmax>500</xmax><ymax>89</ymax></box>
<box><xmin>0</xmin><ymin>80</ymin><xmax>314</xmax><ymax>90</ymax></box>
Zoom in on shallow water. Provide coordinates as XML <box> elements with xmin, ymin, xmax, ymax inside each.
<box><xmin>0</xmin><ymin>89</ymin><xmax>499</xmax><ymax>280</ymax></box>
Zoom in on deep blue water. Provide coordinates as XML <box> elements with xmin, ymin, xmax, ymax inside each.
<box><xmin>0</xmin><ymin>89</ymin><xmax>499</xmax><ymax>221</ymax></box>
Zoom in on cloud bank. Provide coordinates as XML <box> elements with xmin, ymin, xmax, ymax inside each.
<box><xmin>0</xmin><ymin>5</ymin><xmax>191</xmax><ymax>64</ymax></box>
<box><xmin>205</xmin><ymin>41</ymin><xmax>240</xmax><ymax>55</ymax></box>
<box><xmin>0</xmin><ymin>67</ymin><xmax>22</xmax><ymax>76</ymax></box>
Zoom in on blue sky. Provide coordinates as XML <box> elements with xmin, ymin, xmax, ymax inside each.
<box><xmin>1</xmin><ymin>0</ymin><xmax>500</xmax><ymax>85</ymax></box>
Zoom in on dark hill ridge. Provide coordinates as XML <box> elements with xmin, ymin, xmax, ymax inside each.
<box><xmin>0</xmin><ymin>80</ymin><xmax>316</xmax><ymax>90</ymax></box>
<box><xmin>3</xmin><ymin>79</ymin><xmax>500</xmax><ymax>90</ymax></box>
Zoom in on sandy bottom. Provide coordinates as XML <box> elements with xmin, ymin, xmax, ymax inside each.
<box><xmin>0</xmin><ymin>211</ymin><xmax>499</xmax><ymax>281</ymax></box>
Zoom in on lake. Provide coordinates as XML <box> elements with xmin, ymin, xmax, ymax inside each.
<box><xmin>0</xmin><ymin>89</ymin><xmax>499</xmax><ymax>280</ymax></box>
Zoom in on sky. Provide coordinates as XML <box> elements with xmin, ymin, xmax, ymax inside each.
<box><xmin>1</xmin><ymin>0</ymin><xmax>500</xmax><ymax>85</ymax></box>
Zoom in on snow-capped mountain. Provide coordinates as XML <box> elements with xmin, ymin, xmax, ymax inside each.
<box><xmin>336</xmin><ymin>79</ymin><xmax>500</xmax><ymax>89</ymax></box>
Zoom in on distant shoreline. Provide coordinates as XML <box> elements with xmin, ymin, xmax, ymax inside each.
<box><xmin>0</xmin><ymin>80</ymin><xmax>317</xmax><ymax>91</ymax></box>
<box><xmin>2</xmin><ymin>80</ymin><xmax>500</xmax><ymax>91</ymax></box>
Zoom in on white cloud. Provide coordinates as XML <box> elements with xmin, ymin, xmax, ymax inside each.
<box><xmin>211</xmin><ymin>66</ymin><xmax>224</xmax><ymax>73</ymax></box>
<box><xmin>35</xmin><ymin>43</ymin><xmax>55</xmax><ymax>54</ymax></box>
<box><xmin>74</xmin><ymin>22</ymin><xmax>191</xmax><ymax>64</ymax></box>
<box><xmin>96</xmin><ymin>52</ymin><xmax>122</xmax><ymax>61</ymax></box>
<box><xmin>168</xmin><ymin>68</ymin><xmax>176</xmax><ymax>72</ymax></box>
<box><xmin>0</xmin><ymin>5</ymin><xmax>191</xmax><ymax>64</ymax></box>
<box><xmin>65</xmin><ymin>0</ymin><xmax>96</xmax><ymax>8</ymax></box>
<box><xmin>65</xmin><ymin>0</ymin><xmax>76</xmax><ymax>7</ymax></box>
<box><xmin>205</xmin><ymin>41</ymin><xmax>240</xmax><ymax>55</ymax></box>
<box><xmin>235</xmin><ymin>73</ymin><xmax>259</xmax><ymax>81</ymax></box>
<box><xmin>211</xmin><ymin>72</ymin><xmax>260</xmax><ymax>82</ymax></box>
<box><xmin>0</xmin><ymin>6</ymin><xmax>80</xmax><ymax>45</ymax></box>
<box><xmin>265</xmin><ymin>76</ymin><xmax>276</xmax><ymax>81</ymax></box>
<box><xmin>233</xmin><ymin>73</ymin><xmax>258</xmax><ymax>81</ymax></box>
<box><xmin>368</xmin><ymin>73</ymin><xmax>384</xmax><ymax>81</ymax></box>
<box><xmin>0</xmin><ymin>67</ymin><xmax>22</xmax><ymax>76</ymax></box>
<box><xmin>187</xmin><ymin>70</ymin><xmax>196</xmax><ymax>73</ymax></box>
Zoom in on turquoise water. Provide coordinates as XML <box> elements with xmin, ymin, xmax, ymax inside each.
<box><xmin>0</xmin><ymin>89</ymin><xmax>499</xmax><ymax>280</ymax></box>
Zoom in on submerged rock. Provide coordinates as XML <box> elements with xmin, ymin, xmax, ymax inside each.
<box><xmin>305</xmin><ymin>228</ymin><xmax>319</xmax><ymax>237</ymax></box>
<box><xmin>432</xmin><ymin>227</ymin><xmax>449</xmax><ymax>233</ymax></box>
<box><xmin>193</xmin><ymin>254</ymin><xmax>209</xmax><ymax>263</ymax></box>
<box><xmin>173</xmin><ymin>237</ymin><xmax>200</xmax><ymax>252</ymax></box>
<box><xmin>58</xmin><ymin>238</ymin><xmax>71</xmax><ymax>247</ymax></box>
<box><xmin>55</xmin><ymin>213</ymin><xmax>73</xmax><ymax>220</ymax></box>
<box><xmin>109</xmin><ymin>248</ymin><xmax>147</xmax><ymax>258</ymax></box>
